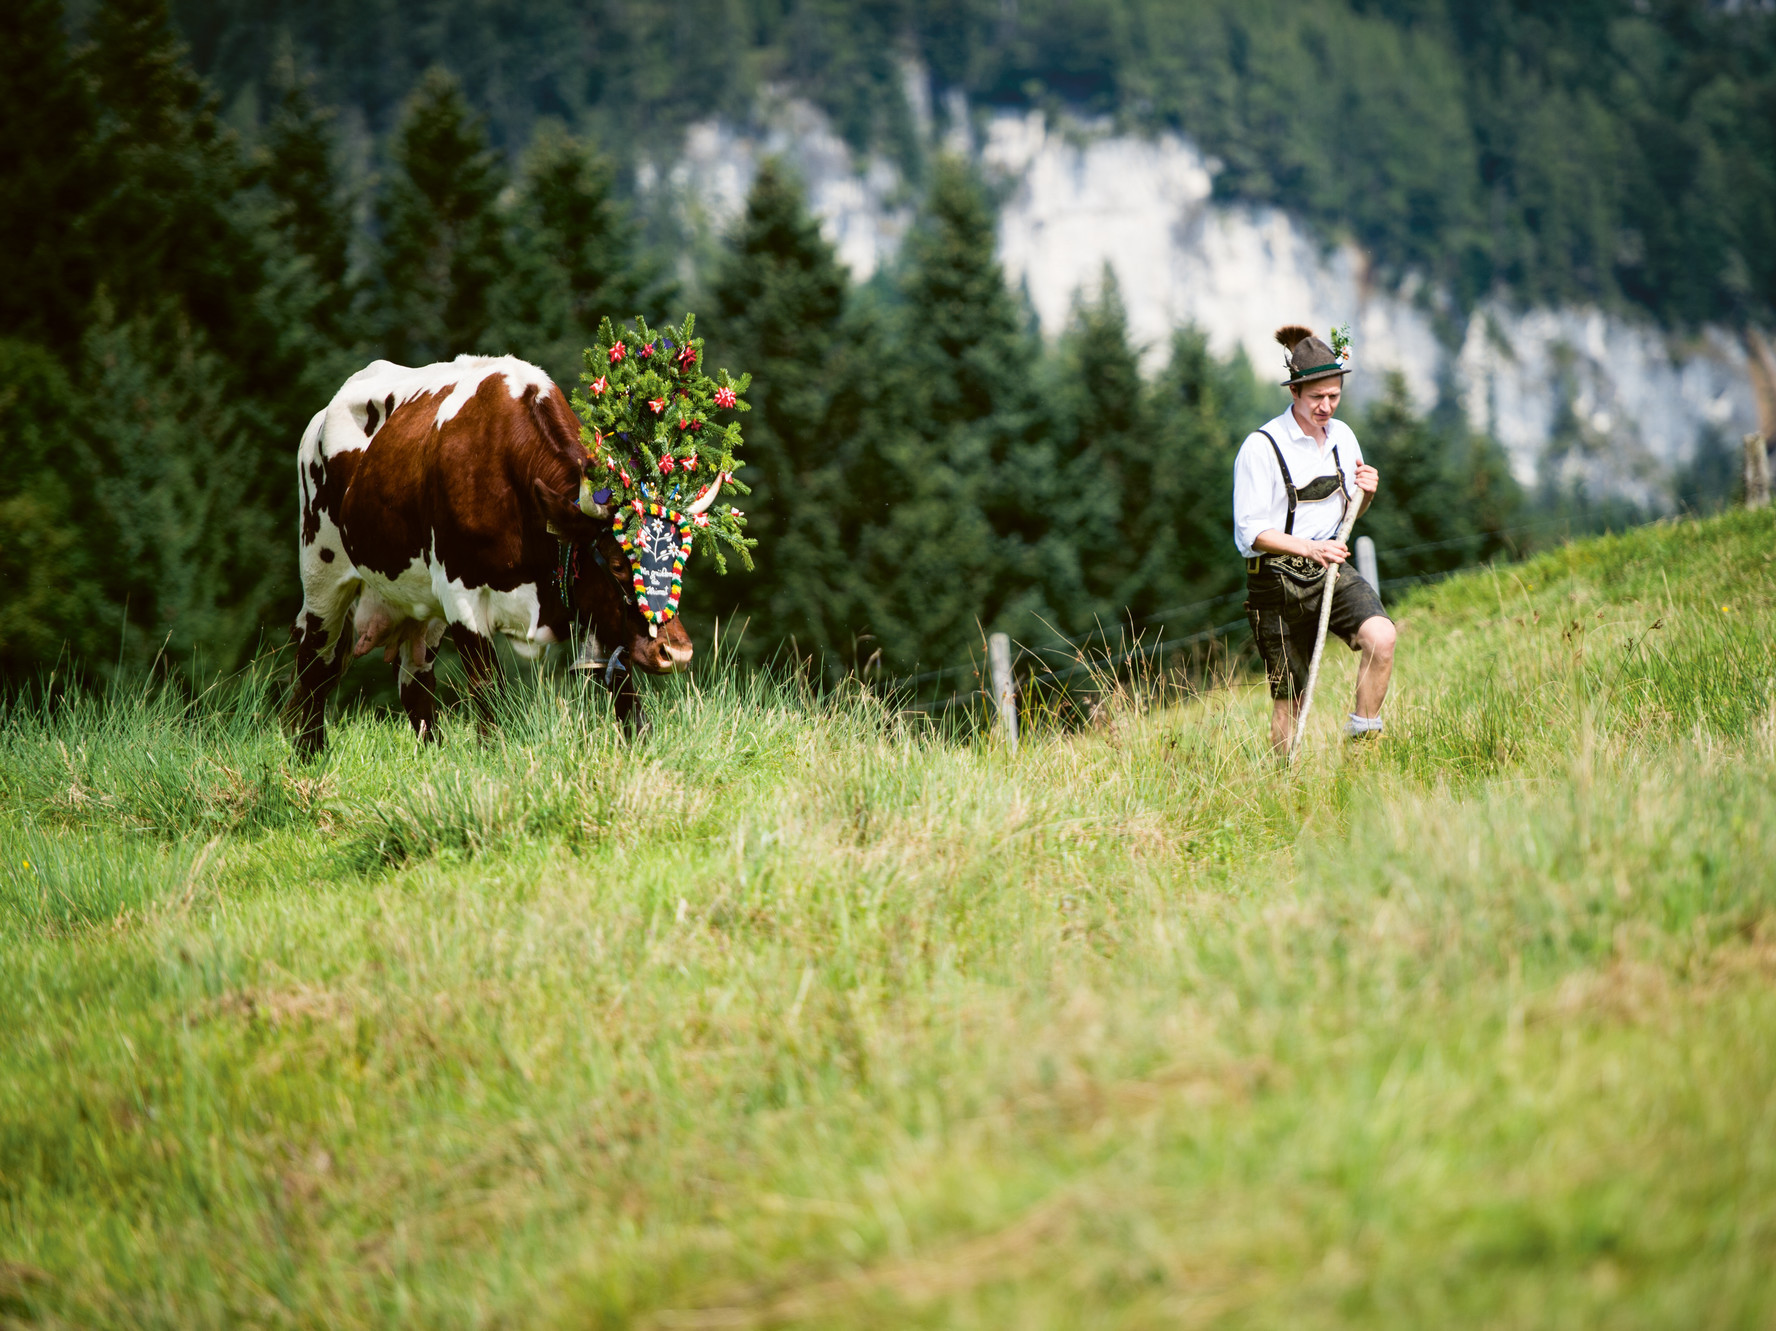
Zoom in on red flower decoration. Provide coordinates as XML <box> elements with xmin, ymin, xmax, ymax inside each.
<box><xmin>684</xmin><ymin>453</ymin><xmax>697</xmax><ymax>470</ymax></box>
<box><xmin>676</xmin><ymin>345</ymin><xmax>697</xmax><ymax>371</ymax></box>
<box><xmin>608</xmin><ymin>342</ymin><xmax>626</xmax><ymax>364</ymax></box>
<box><xmin>641</xmin><ymin>342</ymin><xmax>655</xmax><ymax>358</ymax></box>
<box><xmin>714</xmin><ymin>385</ymin><xmax>737</xmax><ymax>409</ymax></box>
<box><xmin>590</xmin><ymin>375</ymin><xmax>609</xmax><ymax>395</ymax></box>
<box><xmin>619</xmin><ymin>469</ymin><xmax>631</xmax><ymax>486</ymax></box>
<box><xmin>648</xmin><ymin>397</ymin><xmax>666</xmax><ymax>415</ymax></box>
<box><xmin>658</xmin><ymin>455</ymin><xmax>676</xmax><ymax>474</ymax></box>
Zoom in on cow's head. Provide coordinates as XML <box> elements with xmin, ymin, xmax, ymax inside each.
<box><xmin>534</xmin><ymin>475</ymin><xmax>724</xmax><ymax>678</ymax></box>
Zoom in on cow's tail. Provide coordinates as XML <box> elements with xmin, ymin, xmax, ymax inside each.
<box><xmin>296</xmin><ymin>407</ymin><xmax>327</xmax><ymax>518</ymax></box>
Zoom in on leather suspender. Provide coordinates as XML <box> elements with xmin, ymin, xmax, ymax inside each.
<box><xmin>1258</xmin><ymin>428</ymin><xmax>1345</xmax><ymax>536</ymax></box>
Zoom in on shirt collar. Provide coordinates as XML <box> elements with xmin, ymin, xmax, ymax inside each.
<box><xmin>1280</xmin><ymin>405</ymin><xmax>1336</xmax><ymax>453</ymax></box>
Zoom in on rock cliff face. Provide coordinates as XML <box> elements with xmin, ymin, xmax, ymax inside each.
<box><xmin>650</xmin><ymin>92</ymin><xmax>1759</xmax><ymax>505</ymax></box>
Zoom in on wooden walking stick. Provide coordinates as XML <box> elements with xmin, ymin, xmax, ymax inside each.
<box><xmin>1287</xmin><ymin>497</ymin><xmax>1363</xmax><ymax>764</ymax></box>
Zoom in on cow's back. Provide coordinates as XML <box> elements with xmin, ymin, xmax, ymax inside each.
<box><xmin>299</xmin><ymin>355</ymin><xmax>586</xmax><ymax>639</ymax></box>
<box><xmin>301</xmin><ymin>355</ymin><xmax>583</xmax><ymax>589</ymax></box>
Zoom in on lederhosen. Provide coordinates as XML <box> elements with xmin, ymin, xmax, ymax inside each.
<box><xmin>1243</xmin><ymin>430</ymin><xmax>1354</xmax><ymax>698</ymax></box>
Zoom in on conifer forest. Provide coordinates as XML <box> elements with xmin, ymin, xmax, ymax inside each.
<box><xmin>3</xmin><ymin>0</ymin><xmax>1773</xmax><ymax>685</ymax></box>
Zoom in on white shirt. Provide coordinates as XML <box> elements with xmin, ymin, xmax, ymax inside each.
<box><xmin>1231</xmin><ymin>407</ymin><xmax>1363</xmax><ymax>558</ymax></box>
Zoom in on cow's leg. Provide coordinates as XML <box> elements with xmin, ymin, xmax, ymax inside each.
<box><xmin>395</xmin><ymin>629</ymin><xmax>441</xmax><ymax>743</ymax></box>
<box><xmin>604</xmin><ymin>650</ymin><xmax>650</xmax><ymax>740</ymax></box>
<box><xmin>448</xmin><ymin>624</ymin><xmax>501</xmax><ymax>737</ymax></box>
<box><xmin>287</xmin><ymin>608</ymin><xmax>352</xmax><ymax>760</ymax></box>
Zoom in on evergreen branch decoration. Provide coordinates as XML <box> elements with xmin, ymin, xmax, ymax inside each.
<box><xmin>570</xmin><ymin>313</ymin><xmax>755</xmax><ymax>573</ymax></box>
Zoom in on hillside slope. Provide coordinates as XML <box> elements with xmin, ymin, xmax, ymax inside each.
<box><xmin>1</xmin><ymin>508</ymin><xmax>1774</xmax><ymax>1326</ymax></box>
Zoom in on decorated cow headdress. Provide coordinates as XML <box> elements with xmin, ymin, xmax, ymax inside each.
<box><xmin>570</xmin><ymin>314</ymin><xmax>753</xmax><ymax>634</ymax></box>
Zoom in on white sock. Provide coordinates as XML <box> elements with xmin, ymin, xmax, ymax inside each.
<box><xmin>1345</xmin><ymin>714</ymin><xmax>1384</xmax><ymax>736</ymax></box>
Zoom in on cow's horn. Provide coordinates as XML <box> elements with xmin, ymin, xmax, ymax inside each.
<box><xmin>684</xmin><ymin>473</ymin><xmax>723</xmax><ymax>516</ymax></box>
<box><xmin>577</xmin><ymin>475</ymin><xmax>613</xmax><ymax>518</ymax></box>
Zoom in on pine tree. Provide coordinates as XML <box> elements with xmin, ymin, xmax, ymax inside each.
<box><xmin>0</xmin><ymin>0</ymin><xmax>97</xmax><ymax>357</ymax></box>
<box><xmin>82</xmin><ymin>305</ymin><xmax>284</xmax><ymax>675</ymax></box>
<box><xmin>1045</xmin><ymin>270</ymin><xmax>1154</xmax><ymax>640</ymax></box>
<box><xmin>698</xmin><ymin>159</ymin><xmax>879</xmax><ymax>672</ymax></box>
<box><xmin>853</xmin><ymin>155</ymin><xmax>1049</xmax><ymax>673</ymax></box>
<box><xmin>78</xmin><ymin>0</ymin><xmax>259</xmax><ymax>346</ymax></box>
<box><xmin>373</xmin><ymin>68</ymin><xmax>507</xmax><ymax>364</ymax></box>
<box><xmin>262</xmin><ymin>66</ymin><xmax>351</xmax><ymax>296</ymax></box>
<box><xmin>253</xmin><ymin>61</ymin><xmax>362</xmax><ymax>405</ymax></box>
<box><xmin>1139</xmin><ymin>327</ymin><xmax>1267</xmax><ymax>634</ymax></box>
<box><xmin>0</xmin><ymin>0</ymin><xmax>298</xmax><ymax>682</ymax></box>
<box><xmin>500</xmin><ymin>120</ymin><xmax>671</xmax><ymax>382</ymax></box>
<box><xmin>0</xmin><ymin>341</ymin><xmax>111</xmax><ymax>678</ymax></box>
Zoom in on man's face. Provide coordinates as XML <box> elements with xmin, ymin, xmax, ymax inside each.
<box><xmin>1292</xmin><ymin>379</ymin><xmax>1342</xmax><ymax>430</ymax></box>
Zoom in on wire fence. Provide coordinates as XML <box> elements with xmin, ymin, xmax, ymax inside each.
<box><xmin>880</xmin><ymin>518</ymin><xmax>1591</xmax><ymax>715</ymax></box>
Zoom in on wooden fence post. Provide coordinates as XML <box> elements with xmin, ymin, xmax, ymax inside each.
<box><xmin>988</xmin><ymin>632</ymin><xmax>1017</xmax><ymax>753</ymax></box>
<box><xmin>1745</xmin><ymin>433</ymin><xmax>1771</xmax><ymax>510</ymax></box>
<box><xmin>1355</xmin><ymin>535</ymin><xmax>1381</xmax><ymax>603</ymax></box>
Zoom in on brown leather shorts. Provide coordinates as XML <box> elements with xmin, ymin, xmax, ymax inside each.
<box><xmin>1245</xmin><ymin>565</ymin><xmax>1388</xmax><ymax>701</ymax></box>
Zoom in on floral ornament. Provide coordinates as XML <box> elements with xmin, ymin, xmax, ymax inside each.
<box><xmin>1330</xmin><ymin>323</ymin><xmax>1354</xmax><ymax>369</ymax></box>
<box><xmin>571</xmin><ymin>313</ymin><xmax>756</xmax><ymax>575</ymax></box>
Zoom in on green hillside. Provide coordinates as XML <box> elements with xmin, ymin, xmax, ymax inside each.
<box><xmin>3</xmin><ymin>507</ymin><xmax>1773</xmax><ymax>1326</ymax></box>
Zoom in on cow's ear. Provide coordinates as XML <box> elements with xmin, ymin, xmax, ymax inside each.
<box><xmin>534</xmin><ymin>478</ymin><xmax>604</xmax><ymax>541</ymax></box>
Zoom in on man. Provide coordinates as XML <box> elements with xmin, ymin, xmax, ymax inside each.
<box><xmin>1233</xmin><ymin>325</ymin><xmax>1396</xmax><ymax>753</ymax></box>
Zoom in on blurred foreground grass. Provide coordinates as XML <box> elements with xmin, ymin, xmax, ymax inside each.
<box><xmin>2</xmin><ymin>508</ymin><xmax>1774</xmax><ymax>1329</ymax></box>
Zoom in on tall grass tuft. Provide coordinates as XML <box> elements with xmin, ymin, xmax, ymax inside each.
<box><xmin>0</xmin><ymin>821</ymin><xmax>198</xmax><ymax>933</ymax></box>
<box><xmin>0</xmin><ymin>658</ymin><xmax>297</xmax><ymax>838</ymax></box>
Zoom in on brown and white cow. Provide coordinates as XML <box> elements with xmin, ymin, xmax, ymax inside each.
<box><xmin>286</xmin><ymin>354</ymin><xmax>716</xmax><ymax>756</ymax></box>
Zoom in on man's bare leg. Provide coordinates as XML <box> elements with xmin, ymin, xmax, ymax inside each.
<box><xmin>1271</xmin><ymin>696</ymin><xmax>1302</xmax><ymax>753</ymax></box>
<box><xmin>1353</xmin><ymin>616</ymin><xmax>1396</xmax><ymax>721</ymax></box>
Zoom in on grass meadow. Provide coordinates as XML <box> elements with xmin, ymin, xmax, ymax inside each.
<box><xmin>2</xmin><ymin>506</ymin><xmax>1775</xmax><ymax>1328</ymax></box>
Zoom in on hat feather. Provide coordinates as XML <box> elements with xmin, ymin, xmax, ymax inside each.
<box><xmin>1273</xmin><ymin>325</ymin><xmax>1314</xmax><ymax>350</ymax></box>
